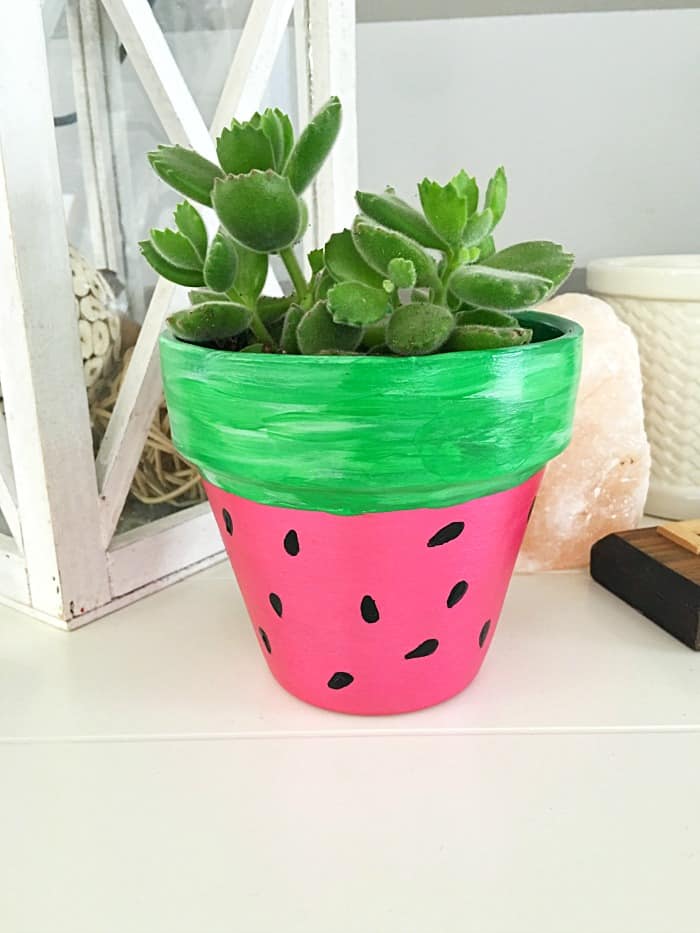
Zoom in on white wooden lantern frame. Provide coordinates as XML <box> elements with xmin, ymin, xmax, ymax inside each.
<box><xmin>0</xmin><ymin>0</ymin><xmax>358</xmax><ymax>628</ymax></box>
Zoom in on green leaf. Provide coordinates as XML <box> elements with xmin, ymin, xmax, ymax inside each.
<box><xmin>212</xmin><ymin>170</ymin><xmax>301</xmax><ymax>253</ymax></box>
<box><xmin>449</xmin><ymin>170</ymin><xmax>478</xmax><ymax>216</ymax></box>
<box><xmin>352</xmin><ymin>219</ymin><xmax>439</xmax><ymax>289</ymax></box>
<box><xmin>313</xmin><ymin>269</ymin><xmax>335</xmax><ymax>301</ymax></box>
<box><xmin>280</xmin><ymin>304</ymin><xmax>305</xmax><ymax>353</ymax></box>
<box><xmin>324</xmin><ymin>228</ymin><xmax>385</xmax><ymax>288</ymax></box>
<box><xmin>361</xmin><ymin>319</ymin><xmax>389</xmax><ymax>349</ymax></box>
<box><xmin>296</xmin><ymin>198</ymin><xmax>309</xmax><ymax>243</ymax></box>
<box><xmin>174</xmin><ymin>201</ymin><xmax>207</xmax><ymax>261</ymax></box>
<box><xmin>233</xmin><ymin>243</ymin><xmax>268</xmax><ymax>304</ymax></box>
<box><xmin>327</xmin><ymin>281</ymin><xmax>391</xmax><ymax>326</ymax></box>
<box><xmin>259</xmin><ymin>110</ymin><xmax>283</xmax><ymax>170</ymax></box>
<box><xmin>167</xmin><ymin>302</ymin><xmax>251</xmax><ymax>342</ymax></box>
<box><xmin>139</xmin><ymin>240</ymin><xmax>204</xmax><ymax>287</ymax></box>
<box><xmin>387</xmin><ymin>257</ymin><xmax>417</xmax><ymax>289</ymax></box>
<box><xmin>284</xmin><ymin>96</ymin><xmax>342</xmax><ymax>195</ymax></box>
<box><xmin>386</xmin><ymin>303</ymin><xmax>455</xmax><ymax>356</ymax></box>
<box><xmin>356</xmin><ymin>189</ymin><xmax>445</xmax><ymax>250</ymax></box>
<box><xmin>308</xmin><ymin>248</ymin><xmax>325</xmax><ymax>275</ymax></box>
<box><xmin>240</xmin><ymin>343</ymin><xmax>265</xmax><ymax>353</ymax></box>
<box><xmin>189</xmin><ymin>289</ymin><xmax>229</xmax><ymax>305</ymax></box>
<box><xmin>455</xmin><ymin>308</ymin><xmax>519</xmax><ymax>328</ymax></box>
<box><xmin>478</xmin><ymin>236</ymin><xmax>496</xmax><ymax>261</ymax></box>
<box><xmin>417</xmin><ymin>179</ymin><xmax>467</xmax><ymax>246</ymax></box>
<box><xmin>449</xmin><ymin>264</ymin><xmax>552</xmax><ymax>312</ymax></box>
<box><xmin>147</xmin><ymin>145</ymin><xmax>224</xmax><ymax>206</ymax></box>
<box><xmin>277</xmin><ymin>110</ymin><xmax>295</xmax><ymax>169</ymax></box>
<box><xmin>296</xmin><ymin>300</ymin><xmax>362</xmax><ymax>355</ymax></box>
<box><xmin>256</xmin><ymin>295</ymin><xmax>292</xmax><ymax>326</ymax></box>
<box><xmin>150</xmin><ymin>228</ymin><xmax>203</xmax><ymax>271</ymax></box>
<box><xmin>216</xmin><ymin>121</ymin><xmax>275</xmax><ymax>175</ymax></box>
<box><xmin>204</xmin><ymin>229</ymin><xmax>238</xmax><ymax>292</ymax></box>
<box><xmin>482</xmin><ymin>240</ymin><xmax>574</xmax><ymax>291</ymax></box>
<box><xmin>484</xmin><ymin>166</ymin><xmax>507</xmax><ymax>227</ymax></box>
<box><xmin>443</xmin><ymin>324</ymin><xmax>532</xmax><ymax>351</ymax></box>
<box><xmin>462</xmin><ymin>209</ymin><xmax>493</xmax><ymax>248</ymax></box>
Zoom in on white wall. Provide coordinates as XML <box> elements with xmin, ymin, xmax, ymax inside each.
<box><xmin>356</xmin><ymin>9</ymin><xmax>700</xmax><ymax>265</ymax></box>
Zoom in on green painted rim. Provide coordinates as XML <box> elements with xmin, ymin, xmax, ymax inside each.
<box><xmin>160</xmin><ymin>310</ymin><xmax>582</xmax><ymax>515</ymax></box>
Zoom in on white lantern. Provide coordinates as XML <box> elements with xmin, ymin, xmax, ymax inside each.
<box><xmin>0</xmin><ymin>0</ymin><xmax>357</xmax><ymax>628</ymax></box>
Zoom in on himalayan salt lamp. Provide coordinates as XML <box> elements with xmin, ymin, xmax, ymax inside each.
<box><xmin>517</xmin><ymin>293</ymin><xmax>651</xmax><ymax>571</ymax></box>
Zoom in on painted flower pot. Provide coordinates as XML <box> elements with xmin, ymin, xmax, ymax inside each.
<box><xmin>160</xmin><ymin>310</ymin><xmax>582</xmax><ymax>714</ymax></box>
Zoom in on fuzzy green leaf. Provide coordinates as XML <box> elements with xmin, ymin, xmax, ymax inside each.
<box><xmin>356</xmin><ymin>189</ymin><xmax>445</xmax><ymax>250</ymax></box>
<box><xmin>449</xmin><ymin>169</ymin><xmax>478</xmax><ymax>216</ymax></box>
<box><xmin>324</xmin><ymin>228</ymin><xmax>385</xmax><ymax>288</ymax></box>
<box><xmin>189</xmin><ymin>289</ymin><xmax>229</xmax><ymax>305</ymax></box>
<box><xmin>482</xmin><ymin>240</ymin><xmax>574</xmax><ymax>291</ymax></box>
<box><xmin>212</xmin><ymin>170</ymin><xmax>301</xmax><ymax>253</ymax></box>
<box><xmin>216</xmin><ymin>122</ymin><xmax>276</xmax><ymax>175</ymax></box>
<box><xmin>240</xmin><ymin>343</ymin><xmax>265</xmax><ymax>353</ymax></box>
<box><xmin>259</xmin><ymin>110</ymin><xmax>283</xmax><ymax>169</ymax></box>
<box><xmin>410</xmin><ymin>289</ymin><xmax>430</xmax><ymax>303</ymax></box>
<box><xmin>462</xmin><ymin>209</ymin><xmax>494</xmax><ymax>248</ymax></box>
<box><xmin>280</xmin><ymin>304</ymin><xmax>305</xmax><ymax>353</ymax></box>
<box><xmin>387</xmin><ymin>257</ymin><xmax>417</xmax><ymax>289</ymax></box>
<box><xmin>296</xmin><ymin>300</ymin><xmax>362</xmax><ymax>355</ymax></box>
<box><xmin>203</xmin><ymin>230</ymin><xmax>238</xmax><ymax>292</ymax></box>
<box><xmin>167</xmin><ymin>302</ymin><xmax>251</xmax><ymax>342</ymax></box>
<box><xmin>139</xmin><ymin>240</ymin><xmax>204</xmax><ymax>287</ymax></box>
<box><xmin>327</xmin><ymin>281</ymin><xmax>391</xmax><ymax>326</ymax></box>
<box><xmin>147</xmin><ymin>145</ymin><xmax>224</xmax><ymax>206</ymax></box>
<box><xmin>233</xmin><ymin>243</ymin><xmax>268</xmax><ymax>304</ymax></box>
<box><xmin>455</xmin><ymin>308</ymin><xmax>519</xmax><ymax>328</ymax></box>
<box><xmin>478</xmin><ymin>236</ymin><xmax>496</xmax><ymax>261</ymax></box>
<box><xmin>259</xmin><ymin>108</ymin><xmax>294</xmax><ymax>171</ymax></box>
<box><xmin>417</xmin><ymin>179</ymin><xmax>467</xmax><ymax>246</ymax></box>
<box><xmin>485</xmin><ymin>166</ymin><xmax>507</xmax><ymax>227</ymax></box>
<box><xmin>352</xmin><ymin>220</ymin><xmax>439</xmax><ymax>289</ymax></box>
<box><xmin>296</xmin><ymin>198</ymin><xmax>309</xmax><ymax>243</ymax></box>
<box><xmin>361</xmin><ymin>319</ymin><xmax>389</xmax><ymax>349</ymax></box>
<box><xmin>314</xmin><ymin>269</ymin><xmax>336</xmax><ymax>301</ymax></box>
<box><xmin>174</xmin><ymin>201</ymin><xmax>207</xmax><ymax>261</ymax></box>
<box><xmin>386</xmin><ymin>303</ymin><xmax>455</xmax><ymax>356</ymax></box>
<box><xmin>284</xmin><ymin>96</ymin><xmax>342</xmax><ymax>194</ymax></box>
<box><xmin>449</xmin><ymin>264</ymin><xmax>552</xmax><ymax>311</ymax></box>
<box><xmin>150</xmin><ymin>228</ymin><xmax>203</xmax><ymax>271</ymax></box>
<box><xmin>443</xmin><ymin>324</ymin><xmax>532</xmax><ymax>351</ymax></box>
<box><xmin>256</xmin><ymin>295</ymin><xmax>292</xmax><ymax>326</ymax></box>
<box><xmin>308</xmin><ymin>248</ymin><xmax>325</xmax><ymax>275</ymax></box>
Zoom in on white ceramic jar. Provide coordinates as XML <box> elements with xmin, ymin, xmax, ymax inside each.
<box><xmin>587</xmin><ymin>256</ymin><xmax>700</xmax><ymax>519</ymax></box>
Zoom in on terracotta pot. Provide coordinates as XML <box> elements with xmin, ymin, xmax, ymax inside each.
<box><xmin>160</xmin><ymin>310</ymin><xmax>582</xmax><ymax>714</ymax></box>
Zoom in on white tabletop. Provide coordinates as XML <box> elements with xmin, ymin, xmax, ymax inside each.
<box><xmin>1</xmin><ymin>562</ymin><xmax>699</xmax><ymax>933</ymax></box>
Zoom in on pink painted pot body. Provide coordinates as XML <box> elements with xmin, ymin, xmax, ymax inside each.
<box><xmin>205</xmin><ymin>470</ymin><xmax>542</xmax><ymax>715</ymax></box>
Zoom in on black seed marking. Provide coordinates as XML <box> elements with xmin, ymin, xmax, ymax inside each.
<box><xmin>405</xmin><ymin>638</ymin><xmax>439</xmax><ymax>659</ymax></box>
<box><xmin>269</xmin><ymin>593</ymin><xmax>283</xmax><ymax>617</ymax></box>
<box><xmin>527</xmin><ymin>498</ymin><xmax>536</xmax><ymax>523</ymax></box>
<box><xmin>479</xmin><ymin>619</ymin><xmax>491</xmax><ymax>648</ymax></box>
<box><xmin>259</xmin><ymin>627</ymin><xmax>271</xmax><ymax>654</ymax></box>
<box><xmin>328</xmin><ymin>671</ymin><xmax>354</xmax><ymax>690</ymax></box>
<box><xmin>360</xmin><ymin>595</ymin><xmax>380</xmax><ymax>623</ymax></box>
<box><xmin>447</xmin><ymin>580</ymin><xmax>468</xmax><ymax>608</ymax></box>
<box><xmin>222</xmin><ymin>509</ymin><xmax>233</xmax><ymax>535</ymax></box>
<box><xmin>427</xmin><ymin>521</ymin><xmax>464</xmax><ymax>548</ymax></box>
<box><xmin>283</xmin><ymin>529</ymin><xmax>300</xmax><ymax>556</ymax></box>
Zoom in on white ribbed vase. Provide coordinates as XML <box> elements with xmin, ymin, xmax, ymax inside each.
<box><xmin>587</xmin><ymin>256</ymin><xmax>700</xmax><ymax>520</ymax></box>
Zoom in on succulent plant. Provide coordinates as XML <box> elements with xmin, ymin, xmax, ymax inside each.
<box><xmin>142</xmin><ymin>97</ymin><xmax>574</xmax><ymax>355</ymax></box>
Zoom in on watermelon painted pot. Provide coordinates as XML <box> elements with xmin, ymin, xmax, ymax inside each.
<box><xmin>160</xmin><ymin>310</ymin><xmax>582</xmax><ymax>715</ymax></box>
